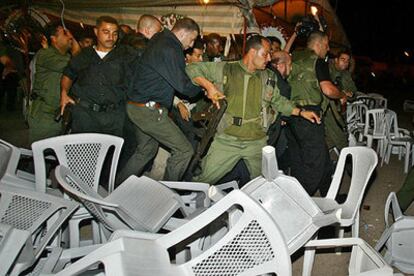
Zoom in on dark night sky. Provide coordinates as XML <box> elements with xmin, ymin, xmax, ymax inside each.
<box><xmin>332</xmin><ymin>0</ymin><xmax>412</xmax><ymax>62</ymax></box>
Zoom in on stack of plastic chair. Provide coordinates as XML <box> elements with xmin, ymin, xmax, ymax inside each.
<box><xmin>238</xmin><ymin>146</ymin><xmax>341</xmax><ymax>255</ymax></box>
<box><xmin>31</xmin><ymin>133</ymin><xmax>124</xmax><ymax>248</ymax></box>
<box><xmin>363</xmin><ymin>108</ymin><xmax>388</xmax><ymax>157</ymax></box>
<box><xmin>383</xmin><ymin>109</ymin><xmax>413</xmax><ymax>173</ymax></box>
<box><xmin>357</xmin><ymin>95</ymin><xmax>377</xmax><ymax>109</ymax></box>
<box><xmin>0</xmin><ymin>138</ymin><xmax>35</xmax><ymax>189</ymax></box>
<box><xmin>367</xmin><ymin>93</ymin><xmax>388</xmax><ymax>109</ymax></box>
<box><xmin>303</xmin><ymin>237</ymin><xmax>403</xmax><ymax>275</ymax></box>
<box><xmin>346</xmin><ymin>102</ymin><xmax>368</xmax><ymax>142</ymax></box>
<box><xmin>375</xmin><ymin>192</ymin><xmax>414</xmax><ymax>274</ymax></box>
<box><xmin>0</xmin><ymin>184</ymin><xmax>79</xmax><ymax>275</ymax></box>
<box><xmin>48</xmin><ymin>189</ymin><xmax>292</xmax><ymax>276</ymax></box>
<box><xmin>54</xmin><ymin>165</ymin><xmax>210</xmax><ymax>239</ymax></box>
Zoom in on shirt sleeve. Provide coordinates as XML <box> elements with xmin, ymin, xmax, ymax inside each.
<box><xmin>36</xmin><ymin>49</ymin><xmax>69</xmax><ymax>73</ymax></box>
<box><xmin>185</xmin><ymin>61</ymin><xmax>226</xmax><ymax>85</ymax></box>
<box><xmin>63</xmin><ymin>51</ymin><xmax>85</xmax><ymax>80</ymax></box>
<box><xmin>155</xmin><ymin>45</ymin><xmax>201</xmax><ymax>97</ymax></box>
<box><xmin>269</xmin><ymin>84</ymin><xmax>295</xmax><ymax>116</ymax></box>
<box><xmin>315</xmin><ymin>58</ymin><xmax>332</xmax><ymax>82</ymax></box>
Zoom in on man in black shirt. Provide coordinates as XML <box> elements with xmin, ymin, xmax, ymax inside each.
<box><xmin>288</xmin><ymin>31</ymin><xmax>347</xmax><ymax>196</ymax></box>
<box><xmin>118</xmin><ymin>18</ymin><xmax>221</xmax><ymax>182</ymax></box>
<box><xmin>60</xmin><ymin>16</ymin><xmax>138</xmax><ymax>136</ymax></box>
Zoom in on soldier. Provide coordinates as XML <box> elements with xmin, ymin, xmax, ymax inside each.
<box><xmin>287</xmin><ymin>31</ymin><xmax>348</xmax><ymax>196</ymax></box>
<box><xmin>325</xmin><ymin>49</ymin><xmax>357</xmax><ymax>151</ymax></box>
<box><xmin>186</xmin><ymin>35</ymin><xmax>320</xmax><ymax>184</ymax></box>
<box><xmin>28</xmin><ymin>23</ymin><xmax>80</xmax><ymax>143</ymax></box>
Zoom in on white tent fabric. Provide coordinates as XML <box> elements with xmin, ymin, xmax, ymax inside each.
<box><xmin>33</xmin><ymin>5</ymin><xmax>244</xmax><ymax>35</ymax></box>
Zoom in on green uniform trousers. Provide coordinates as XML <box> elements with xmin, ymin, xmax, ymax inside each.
<box><xmin>117</xmin><ymin>104</ymin><xmax>194</xmax><ymax>182</ymax></box>
<box><xmin>397</xmin><ymin>167</ymin><xmax>414</xmax><ymax>212</ymax></box>
<box><xmin>193</xmin><ymin>133</ymin><xmax>267</xmax><ymax>184</ymax></box>
<box><xmin>28</xmin><ymin>100</ymin><xmax>62</xmax><ymax>143</ymax></box>
<box><xmin>324</xmin><ymin>104</ymin><xmax>348</xmax><ymax>151</ymax></box>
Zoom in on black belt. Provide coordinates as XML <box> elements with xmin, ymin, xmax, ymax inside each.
<box><xmin>79</xmin><ymin>100</ymin><xmax>122</xmax><ymax>112</ymax></box>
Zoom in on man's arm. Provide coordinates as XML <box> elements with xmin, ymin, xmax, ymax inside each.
<box><xmin>191</xmin><ymin>76</ymin><xmax>225</xmax><ymax>108</ymax></box>
<box><xmin>317</xmin><ymin>59</ymin><xmax>347</xmax><ymax>101</ymax></box>
<box><xmin>60</xmin><ymin>75</ymin><xmax>75</xmax><ymax>115</ymax></box>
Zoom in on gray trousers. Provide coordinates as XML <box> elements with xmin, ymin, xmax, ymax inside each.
<box><xmin>117</xmin><ymin>104</ymin><xmax>193</xmax><ymax>182</ymax></box>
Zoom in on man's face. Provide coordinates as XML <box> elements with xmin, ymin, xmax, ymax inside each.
<box><xmin>275</xmin><ymin>58</ymin><xmax>292</xmax><ymax>78</ymax></box>
<box><xmin>270</xmin><ymin>41</ymin><xmax>281</xmax><ymax>54</ymax></box>
<box><xmin>79</xmin><ymin>38</ymin><xmax>94</xmax><ymax>48</ymax></box>
<box><xmin>253</xmin><ymin>40</ymin><xmax>271</xmax><ymax>70</ymax></box>
<box><xmin>206</xmin><ymin>38</ymin><xmax>223</xmax><ymax>58</ymax></box>
<box><xmin>181</xmin><ymin>30</ymin><xmax>198</xmax><ymax>50</ymax></box>
<box><xmin>53</xmin><ymin>26</ymin><xmax>73</xmax><ymax>52</ymax></box>
<box><xmin>94</xmin><ymin>22</ymin><xmax>118</xmax><ymax>51</ymax></box>
<box><xmin>335</xmin><ymin>53</ymin><xmax>351</xmax><ymax>71</ymax></box>
<box><xmin>186</xmin><ymin>48</ymin><xmax>203</xmax><ymax>64</ymax></box>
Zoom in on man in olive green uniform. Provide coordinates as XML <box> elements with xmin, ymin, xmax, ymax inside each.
<box><xmin>288</xmin><ymin>31</ymin><xmax>348</xmax><ymax>196</ymax></box>
<box><xmin>324</xmin><ymin>49</ymin><xmax>357</xmax><ymax>151</ymax></box>
<box><xmin>28</xmin><ymin>23</ymin><xmax>79</xmax><ymax>143</ymax></box>
<box><xmin>186</xmin><ymin>35</ymin><xmax>320</xmax><ymax>184</ymax></box>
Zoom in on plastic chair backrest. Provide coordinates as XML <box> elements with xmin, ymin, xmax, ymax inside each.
<box><xmin>31</xmin><ymin>133</ymin><xmax>124</xmax><ymax>193</ymax></box>
<box><xmin>0</xmin><ymin>185</ymin><xmax>78</xmax><ymax>272</ymax></box>
<box><xmin>327</xmin><ymin>147</ymin><xmax>378</xmax><ymax>220</ymax></box>
<box><xmin>364</xmin><ymin>109</ymin><xmax>387</xmax><ymax>137</ymax></box>
<box><xmin>374</xmin><ymin>192</ymin><xmax>414</xmax><ymax>274</ymax></box>
<box><xmin>357</xmin><ymin>96</ymin><xmax>377</xmax><ymax>109</ymax></box>
<box><xmin>0</xmin><ymin>140</ymin><xmax>12</xmax><ymax>181</ymax></box>
<box><xmin>55</xmin><ymin>165</ymin><xmax>185</xmax><ymax>233</ymax></box>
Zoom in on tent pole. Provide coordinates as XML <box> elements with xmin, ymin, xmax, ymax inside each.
<box><xmin>242</xmin><ymin>16</ymin><xmax>247</xmax><ymax>55</ymax></box>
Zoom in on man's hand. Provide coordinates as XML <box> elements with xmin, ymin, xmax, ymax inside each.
<box><xmin>300</xmin><ymin>110</ymin><xmax>321</xmax><ymax>124</ymax></box>
<box><xmin>205</xmin><ymin>87</ymin><xmax>225</xmax><ymax>109</ymax></box>
<box><xmin>177</xmin><ymin>102</ymin><xmax>190</xmax><ymax>121</ymax></box>
<box><xmin>60</xmin><ymin>93</ymin><xmax>75</xmax><ymax>115</ymax></box>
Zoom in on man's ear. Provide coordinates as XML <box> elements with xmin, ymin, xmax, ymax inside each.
<box><xmin>94</xmin><ymin>27</ymin><xmax>98</xmax><ymax>37</ymax></box>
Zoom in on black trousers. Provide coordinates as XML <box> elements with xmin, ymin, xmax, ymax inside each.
<box><xmin>287</xmin><ymin>116</ymin><xmax>333</xmax><ymax>196</ymax></box>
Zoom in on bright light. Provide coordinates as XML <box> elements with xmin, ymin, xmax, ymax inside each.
<box><xmin>311</xmin><ymin>6</ymin><xmax>318</xmax><ymax>16</ymax></box>
<box><xmin>203</xmin><ymin>0</ymin><xmax>209</xmax><ymax>4</ymax></box>
<box><xmin>404</xmin><ymin>51</ymin><xmax>410</xmax><ymax>57</ymax></box>
<box><xmin>371</xmin><ymin>72</ymin><xmax>376</xmax><ymax>78</ymax></box>
<box><xmin>80</xmin><ymin>22</ymin><xmax>84</xmax><ymax>29</ymax></box>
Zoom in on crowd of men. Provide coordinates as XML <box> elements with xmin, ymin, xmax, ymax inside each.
<box><xmin>1</xmin><ymin>14</ymin><xmax>361</xmax><ymax>196</ymax></box>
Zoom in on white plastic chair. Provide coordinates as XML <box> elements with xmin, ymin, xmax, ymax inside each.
<box><xmin>0</xmin><ymin>138</ymin><xmax>36</xmax><ymax>189</ymax></box>
<box><xmin>375</xmin><ymin>192</ymin><xmax>414</xmax><ymax>274</ymax></box>
<box><xmin>0</xmin><ymin>223</ymin><xmax>31</xmax><ymax>275</ymax></box>
<box><xmin>303</xmin><ymin>238</ymin><xmax>401</xmax><ymax>276</ymax></box>
<box><xmin>239</xmin><ymin>146</ymin><xmax>341</xmax><ymax>254</ymax></box>
<box><xmin>31</xmin><ymin>133</ymin><xmax>124</xmax><ymax>248</ymax></box>
<box><xmin>52</xmin><ymin>189</ymin><xmax>292</xmax><ymax>276</ymax></box>
<box><xmin>54</xmin><ymin>165</ymin><xmax>209</xmax><ymax>238</ymax></box>
<box><xmin>0</xmin><ymin>184</ymin><xmax>79</xmax><ymax>275</ymax></box>
<box><xmin>363</xmin><ymin>108</ymin><xmax>387</xmax><ymax>157</ymax></box>
<box><xmin>312</xmin><ymin>147</ymin><xmax>378</xmax><ymax>238</ymax></box>
<box><xmin>384</xmin><ymin>109</ymin><xmax>413</xmax><ymax>173</ymax></box>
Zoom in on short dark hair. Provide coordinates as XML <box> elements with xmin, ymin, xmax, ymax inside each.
<box><xmin>267</xmin><ymin>36</ymin><xmax>282</xmax><ymax>45</ymax></box>
<box><xmin>245</xmin><ymin>35</ymin><xmax>269</xmax><ymax>53</ymax></box>
<box><xmin>205</xmin><ymin>33</ymin><xmax>222</xmax><ymax>44</ymax></box>
<box><xmin>184</xmin><ymin>36</ymin><xmax>204</xmax><ymax>55</ymax></box>
<box><xmin>337</xmin><ymin>48</ymin><xmax>352</xmax><ymax>59</ymax></box>
<box><xmin>307</xmin><ymin>30</ymin><xmax>328</xmax><ymax>47</ymax></box>
<box><xmin>44</xmin><ymin>22</ymin><xmax>62</xmax><ymax>44</ymax></box>
<box><xmin>172</xmin><ymin>17</ymin><xmax>200</xmax><ymax>35</ymax></box>
<box><xmin>96</xmin><ymin>16</ymin><xmax>119</xmax><ymax>28</ymax></box>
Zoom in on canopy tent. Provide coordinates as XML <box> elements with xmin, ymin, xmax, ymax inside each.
<box><xmin>1</xmin><ymin>0</ymin><xmax>350</xmax><ymax>49</ymax></box>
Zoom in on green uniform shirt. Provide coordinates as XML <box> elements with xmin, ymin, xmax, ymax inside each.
<box><xmin>186</xmin><ymin>60</ymin><xmax>295</xmax><ymax>140</ymax></box>
<box><xmin>329</xmin><ymin>62</ymin><xmax>357</xmax><ymax>94</ymax></box>
<box><xmin>289</xmin><ymin>49</ymin><xmax>323</xmax><ymax>108</ymax></box>
<box><xmin>32</xmin><ymin>47</ymin><xmax>71</xmax><ymax>110</ymax></box>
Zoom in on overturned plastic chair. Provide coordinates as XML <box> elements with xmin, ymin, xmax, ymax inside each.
<box><xmin>32</xmin><ymin>133</ymin><xmax>124</xmax><ymax>248</ymax></box>
<box><xmin>51</xmin><ymin>189</ymin><xmax>292</xmax><ymax>276</ymax></box>
<box><xmin>0</xmin><ymin>138</ymin><xmax>35</xmax><ymax>189</ymax></box>
<box><xmin>303</xmin><ymin>237</ymin><xmax>402</xmax><ymax>276</ymax></box>
<box><xmin>375</xmin><ymin>192</ymin><xmax>414</xmax><ymax>274</ymax></box>
<box><xmin>54</xmin><ymin>165</ymin><xmax>209</xmax><ymax>239</ymax></box>
<box><xmin>0</xmin><ymin>184</ymin><xmax>79</xmax><ymax>275</ymax></box>
<box><xmin>229</xmin><ymin>146</ymin><xmax>341</xmax><ymax>255</ymax></box>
